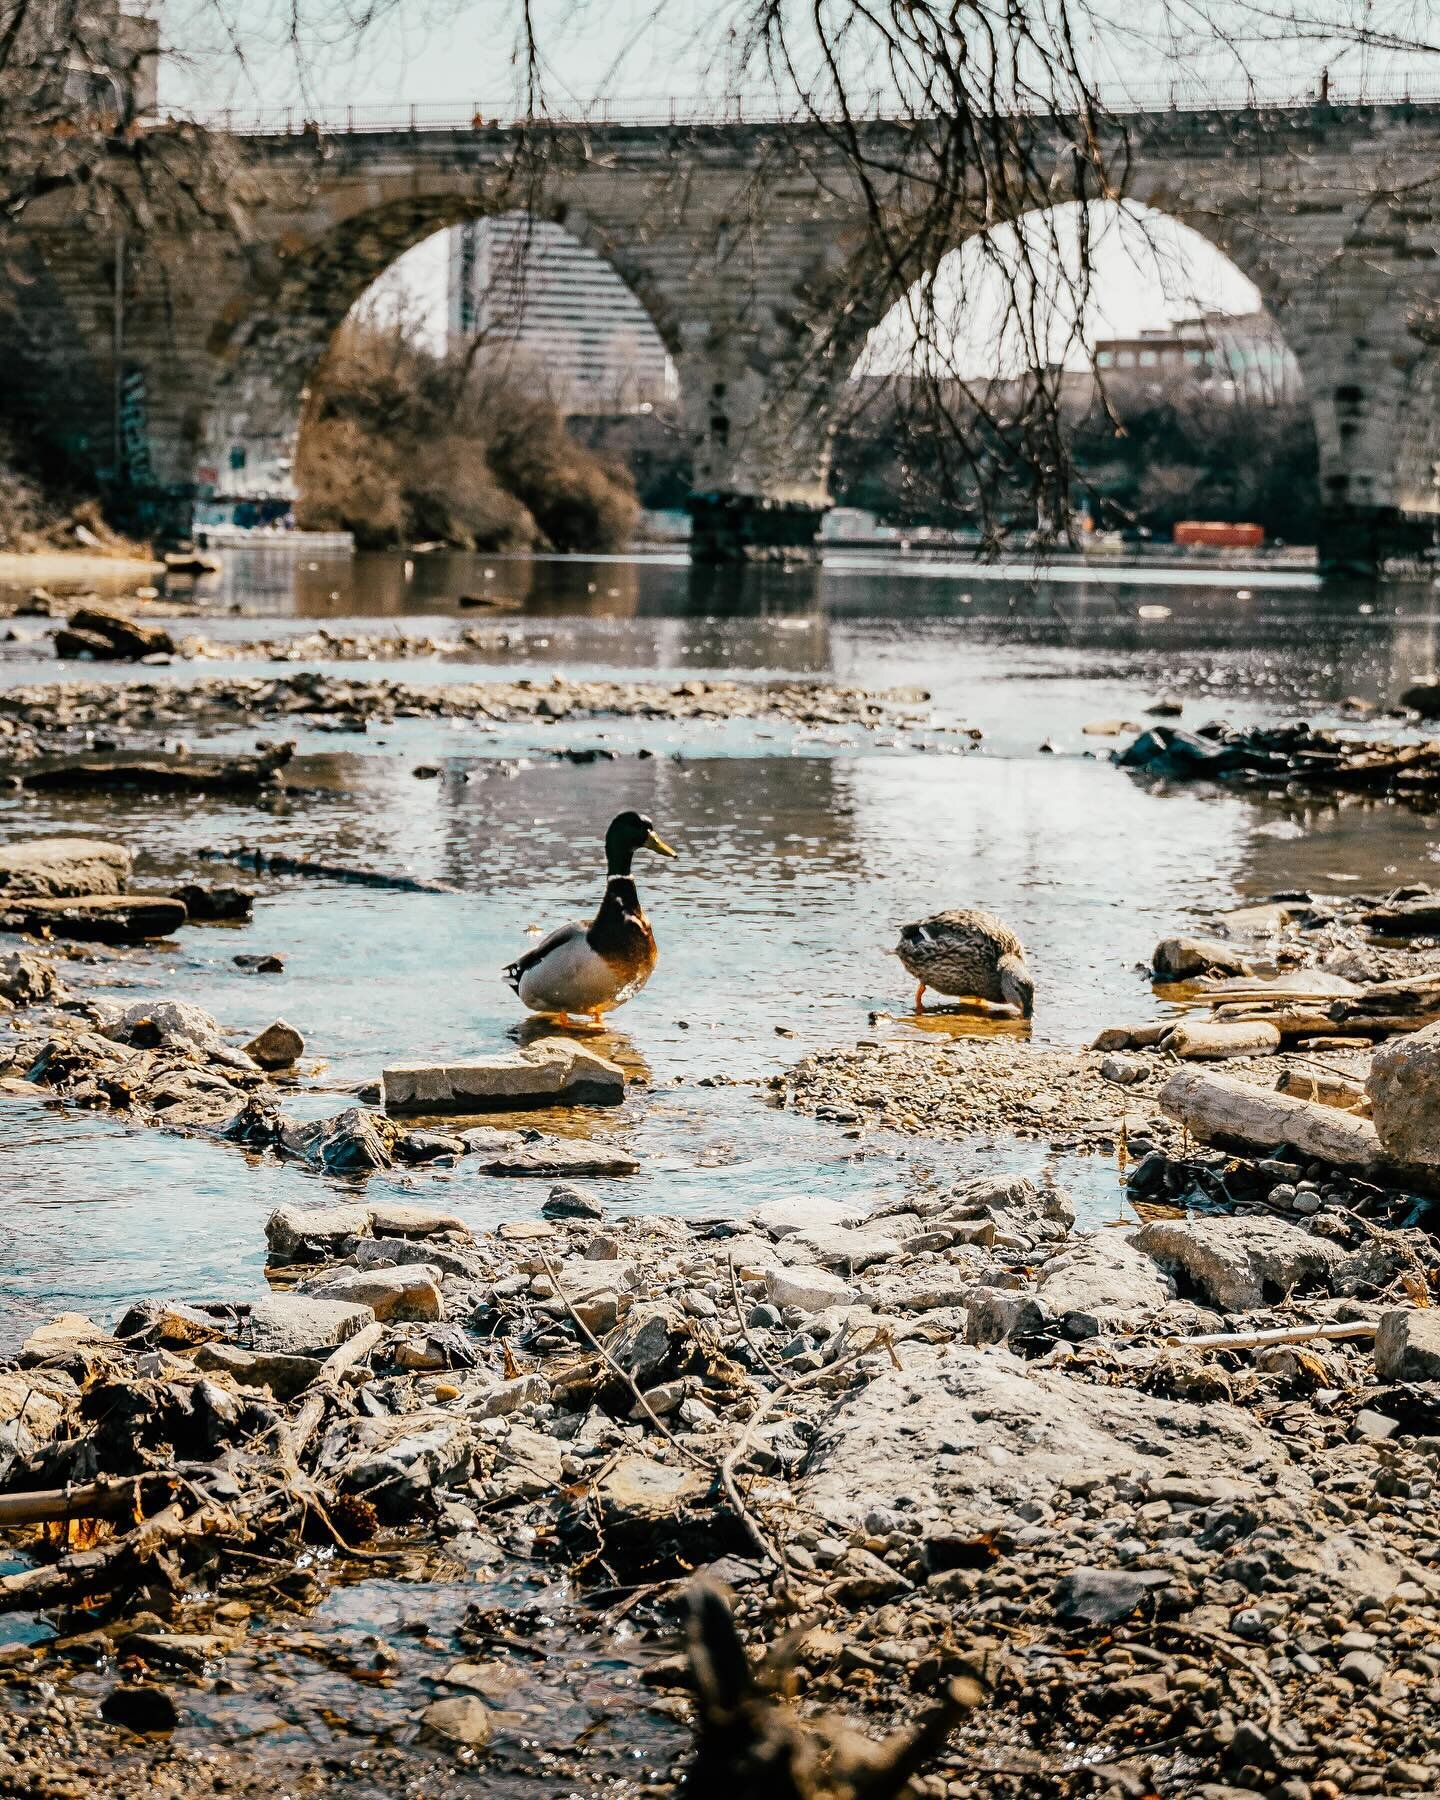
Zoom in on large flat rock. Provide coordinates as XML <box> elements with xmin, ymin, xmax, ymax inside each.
<box><xmin>242</xmin><ymin>1294</ymin><xmax>375</xmax><ymax>1356</ymax></box>
<box><xmin>1130</xmin><ymin>1214</ymin><xmax>1349</xmax><ymax>1313</ymax></box>
<box><xmin>798</xmin><ymin>1344</ymin><xmax>1305</xmax><ymax>1532</ymax></box>
<box><xmin>382</xmin><ymin>1039</ymin><xmax>625</xmax><ymax>1114</ymax></box>
<box><xmin>0</xmin><ymin>837</ymin><xmax>130</xmax><ymax>900</ymax></box>
<box><xmin>0</xmin><ymin>893</ymin><xmax>185</xmax><ymax>943</ymax></box>
<box><xmin>467</xmin><ymin>1137</ymin><xmax>641</xmax><ymax>1177</ymax></box>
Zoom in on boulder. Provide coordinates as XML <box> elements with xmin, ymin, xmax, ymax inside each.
<box><xmin>798</xmin><ymin>1342</ymin><xmax>1303</xmax><ymax>1532</ymax></box>
<box><xmin>542</xmin><ymin>1182</ymin><xmax>605</xmax><ymax>1220</ymax></box>
<box><xmin>265</xmin><ymin>1202</ymin><xmax>372</xmax><ymax>1261</ymax></box>
<box><xmin>306</xmin><ymin>1266</ymin><xmax>444</xmax><ymax>1322</ymax></box>
<box><xmin>19</xmin><ymin>1312</ymin><xmax>115</xmax><ymax>1365</ymax></box>
<box><xmin>604</xmin><ymin>1303</ymin><xmax>683</xmax><ymax>1384</ymax></box>
<box><xmin>1374</xmin><ymin>1309</ymin><xmax>1440</xmax><ymax>1382</ymax></box>
<box><xmin>1035</xmin><ymin>1231</ymin><xmax>1175</xmax><ymax>1337</ymax></box>
<box><xmin>243</xmin><ymin>1019</ymin><xmax>305</xmax><ymax>1070</ymax></box>
<box><xmin>169</xmin><ymin>884</ymin><xmax>252</xmax><ymax>922</ymax></box>
<box><xmin>487</xmin><ymin>1424</ymin><xmax>564</xmax><ymax>1502</ymax></box>
<box><xmin>323</xmin><ymin>1411</ymin><xmax>473</xmax><ymax>1517</ymax></box>
<box><xmin>471</xmin><ymin>1373</ymin><xmax>550</xmax><ymax>1418</ymax></box>
<box><xmin>368</xmin><ymin>1200</ymin><xmax>469</xmax><ymax>1239</ymax></box>
<box><xmin>780</xmin><ymin>1223</ymin><xmax>899</xmax><ymax>1274</ymax></box>
<box><xmin>943</xmin><ymin>1173</ymin><xmax>1074</xmax><ymax>1246</ymax></box>
<box><xmin>765</xmin><ymin>1265</ymin><xmax>856</xmax><ymax>1313</ymax></box>
<box><xmin>419</xmin><ymin>1695</ymin><xmax>491</xmax><ymax>1752</ymax></box>
<box><xmin>1130</xmin><ymin>1215</ymin><xmax>1349</xmax><ymax>1313</ymax></box>
<box><xmin>243</xmin><ymin>1295</ymin><xmax>375</xmax><ymax>1357</ymax></box>
<box><xmin>381</xmin><ymin>1039</ymin><xmax>625</xmax><ymax>1114</ymax></box>
<box><xmin>113</xmin><ymin>998</ymin><xmax>238</xmax><ymax>1063</ymax></box>
<box><xmin>0</xmin><ymin>894</ymin><xmax>186</xmax><ymax>944</ymax></box>
<box><xmin>753</xmin><ymin>1196</ymin><xmax>864</xmax><ymax>1239</ymax></box>
<box><xmin>463</xmin><ymin>1135</ymin><xmax>640</xmax><ymax>1177</ymax></box>
<box><xmin>0</xmin><ymin>951</ymin><xmax>58</xmax><ymax>1005</ymax></box>
<box><xmin>1152</xmin><ymin>936</ymin><xmax>1255</xmax><ymax>980</ymax></box>
<box><xmin>963</xmin><ymin>1288</ymin><xmax>1046</xmax><ymax>1346</ymax></box>
<box><xmin>192</xmin><ymin>1342</ymin><xmax>324</xmax><ymax>1401</ymax></box>
<box><xmin>539</xmin><ymin>1259</ymin><xmax>638</xmax><ymax>1305</ymax></box>
<box><xmin>66</xmin><ymin>604</ymin><xmax>174</xmax><ymax>660</ymax></box>
<box><xmin>280</xmin><ymin>1107</ymin><xmax>399</xmax><ymax>1176</ymax></box>
<box><xmin>596</xmin><ymin>1453</ymin><xmax>707</xmax><ymax>1522</ymax></box>
<box><xmin>1367</xmin><ymin>1020</ymin><xmax>1440</xmax><ymax>1167</ymax></box>
<box><xmin>397</xmin><ymin>1130</ymin><xmax>466</xmax><ymax>1164</ymax></box>
<box><xmin>0</xmin><ymin>837</ymin><xmax>130</xmax><ymax>899</ymax></box>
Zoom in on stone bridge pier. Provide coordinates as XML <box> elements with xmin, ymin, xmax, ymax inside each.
<box><xmin>6</xmin><ymin>106</ymin><xmax>1440</xmax><ymax>568</ymax></box>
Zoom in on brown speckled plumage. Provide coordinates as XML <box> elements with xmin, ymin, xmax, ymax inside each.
<box><xmin>894</xmin><ymin>908</ymin><xmax>1034</xmax><ymax>1013</ymax></box>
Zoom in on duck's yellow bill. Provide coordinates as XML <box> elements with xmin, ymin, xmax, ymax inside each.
<box><xmin>645</xmin><ymin>831</ymin><xmax>678</xmax><ymax>857</ymax></box>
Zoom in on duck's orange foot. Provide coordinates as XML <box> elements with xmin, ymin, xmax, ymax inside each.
<box><xmin>914</xmin><ymin>982</ymin><xmax>927</xmax><ymax>1012</ymax></box>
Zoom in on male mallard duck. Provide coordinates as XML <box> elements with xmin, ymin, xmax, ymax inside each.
<box><xmin>894</xmin><ymin>908</ymin><xmax>1034</xmax><ymax>1016</ymax></box>
<box><xmin>504</xmin><ymin>810</ymin><xmax>676</xmax><ymax>1024</ymax></box>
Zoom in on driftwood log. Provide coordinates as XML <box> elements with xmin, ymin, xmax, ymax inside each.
<box><xmin>199</xmin><ymin>845</ymin><xmax>455</xmax><ymax>894</ymax></box>
<box><xmin>11</xmin><ymin>742</ymin><xmax>293</xmax><ymax>795</ymax></box>
<box><xmin>1159</xmin><ymin>1068</ymin><xmax>1386</xmax><ymax>1170</ymax></box>
<box><xmin>1207</xmin><ymin>976</ymin><xmax>1440</xmax><ymax>1043</ymax></box>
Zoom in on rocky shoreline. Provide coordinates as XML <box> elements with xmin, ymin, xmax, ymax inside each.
<box><xmin>7</xmin><ymin>853</ymin><xmax>1440</xmax><ymax>1796</ymax></box>
<box><xmin>6</xmin><ymin>1079</ymin><xmax>1440</xmax><ymax>1796</ymax></box>
<box><xmin>9</xmin><ymin>716</ymin><xmax>1440</xmax><ymax>1799</ymax></box>
<box><xmin>0</xmin><ymin>668</ymin><xmax>940</xmax><ymax>759</ymax></box>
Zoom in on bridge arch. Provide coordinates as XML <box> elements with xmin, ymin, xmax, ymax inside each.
<box><xmin>849</xmin><ymin>197</ymin><xmax>1320</xmax><ymax>536</ymax></box>
<box><xmin>199</xmin><ymin>180</ymin><xmax>684</xmax><ymax>499</ymax></box>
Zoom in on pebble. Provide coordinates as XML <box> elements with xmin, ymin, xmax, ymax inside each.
<box><xmin>1338</xmin><ymin>1650</ymin><xmax>1386</xmax><ymax>1687</ymax></box>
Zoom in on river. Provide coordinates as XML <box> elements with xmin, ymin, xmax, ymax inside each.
<box><xmin>3</xmin><ymin>548</ymin><xmax>1438</xmax><ymax>1347</ymax></box>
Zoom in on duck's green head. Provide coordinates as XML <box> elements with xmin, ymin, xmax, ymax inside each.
<box><xmin>606</xmin><ymin>810</ymin><xmax>677</xmax><ymax>875</ymax></box>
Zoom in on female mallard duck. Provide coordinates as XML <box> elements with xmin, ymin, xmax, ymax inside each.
<box><xmin>894</xmin><ymin>908</ymin><xmax>1034</xmax><ymax>1016</ymax></box>
<box><xmin>504</xmin><ymin>810</ymin><xmax>676</xmax><ymax>1024</ymax></box>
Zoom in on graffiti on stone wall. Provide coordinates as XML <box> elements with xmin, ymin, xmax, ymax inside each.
<box><xmin>118</xmin><ymin>366</ymin><xmax>154</xmax><ymax>486</ymax></box>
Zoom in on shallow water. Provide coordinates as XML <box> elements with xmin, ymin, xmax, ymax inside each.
<box><xmin>4</xmin><ymin>547</ymin><xmax>1440</xmax><ymax>1349</ymax></box>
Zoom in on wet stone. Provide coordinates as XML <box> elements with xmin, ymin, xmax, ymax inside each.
<box><xmin>0</xmin><ymin>836</ymin><xmax>130</xmax><ymax>899</ymax></box>
<box><xmin>765</xmin><ymin>1265</ymin><xmax>856</xmax><ymax>1313</ymax></box>
<box><xmin>542</xmin><ymin>1182</ymin><xmax>606</xmax><ymax>1220</ymax></box>
<box><xmin>243</xmin><ymin>1019</ymin><xmax>305</xmax><ymax>1069</ymax></box>
<box><xmin>382</xmin><ymin>1039</ymin><xmax>625</xmax><ymax>1114</ymax></box>
<box><xmin>418</xmin><ymin>1694</ymin><xmax>492</xmax><ymax>1752</ymax></box>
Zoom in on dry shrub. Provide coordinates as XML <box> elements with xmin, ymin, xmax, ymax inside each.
<box><xmin>296</xmin><ymin>315</ymin><xmax>638</xmax><ymax>553</ymax></box>
<box><xmin>295</xmin><ymin>415</ymin><xmax>407</xmax><ymax>549</ymax></box>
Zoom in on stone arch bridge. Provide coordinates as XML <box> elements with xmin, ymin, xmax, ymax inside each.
<box><xmin>7</xmin><ymin>101</ymin><xmax>1440</xmax><ymax>566</ymax></box>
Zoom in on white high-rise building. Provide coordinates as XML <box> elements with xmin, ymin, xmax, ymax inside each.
<box><xmin>447</xmin><ymin>214</ymin><xmax>677</xmax><ymax>414</ymax></box>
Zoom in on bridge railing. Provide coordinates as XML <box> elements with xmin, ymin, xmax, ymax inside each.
<box><xmin>180</xmin><ymin>72</ymin><xmax>1440</xmax><ymax>136</ymax></box>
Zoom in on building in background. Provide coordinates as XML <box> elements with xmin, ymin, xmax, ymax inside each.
<box><xmin>447</xmin><ymin>215</ymin><xmax>677</xmax><ymax>414</ymax></box>
<box><xmin>1093</xmin><ymin>310</ymin><xmax>1302</xmax><ymax>403</ymax></box>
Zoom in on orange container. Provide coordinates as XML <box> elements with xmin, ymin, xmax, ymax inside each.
<box><xmin>1172</xmin><ymin>520</ymin><xmax>1265</xmax><ymax>548</ymax></box>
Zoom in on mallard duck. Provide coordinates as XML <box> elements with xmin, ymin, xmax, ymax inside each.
<box><xmin>504</xmin><ymin>810</ymin><xmax>676</xmax><ymax>1024</ymax></box>
<box><xmin>894</xmin><ymin>908</ymin><xmax>1034</xmax><ymax>1015</ymax></box>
